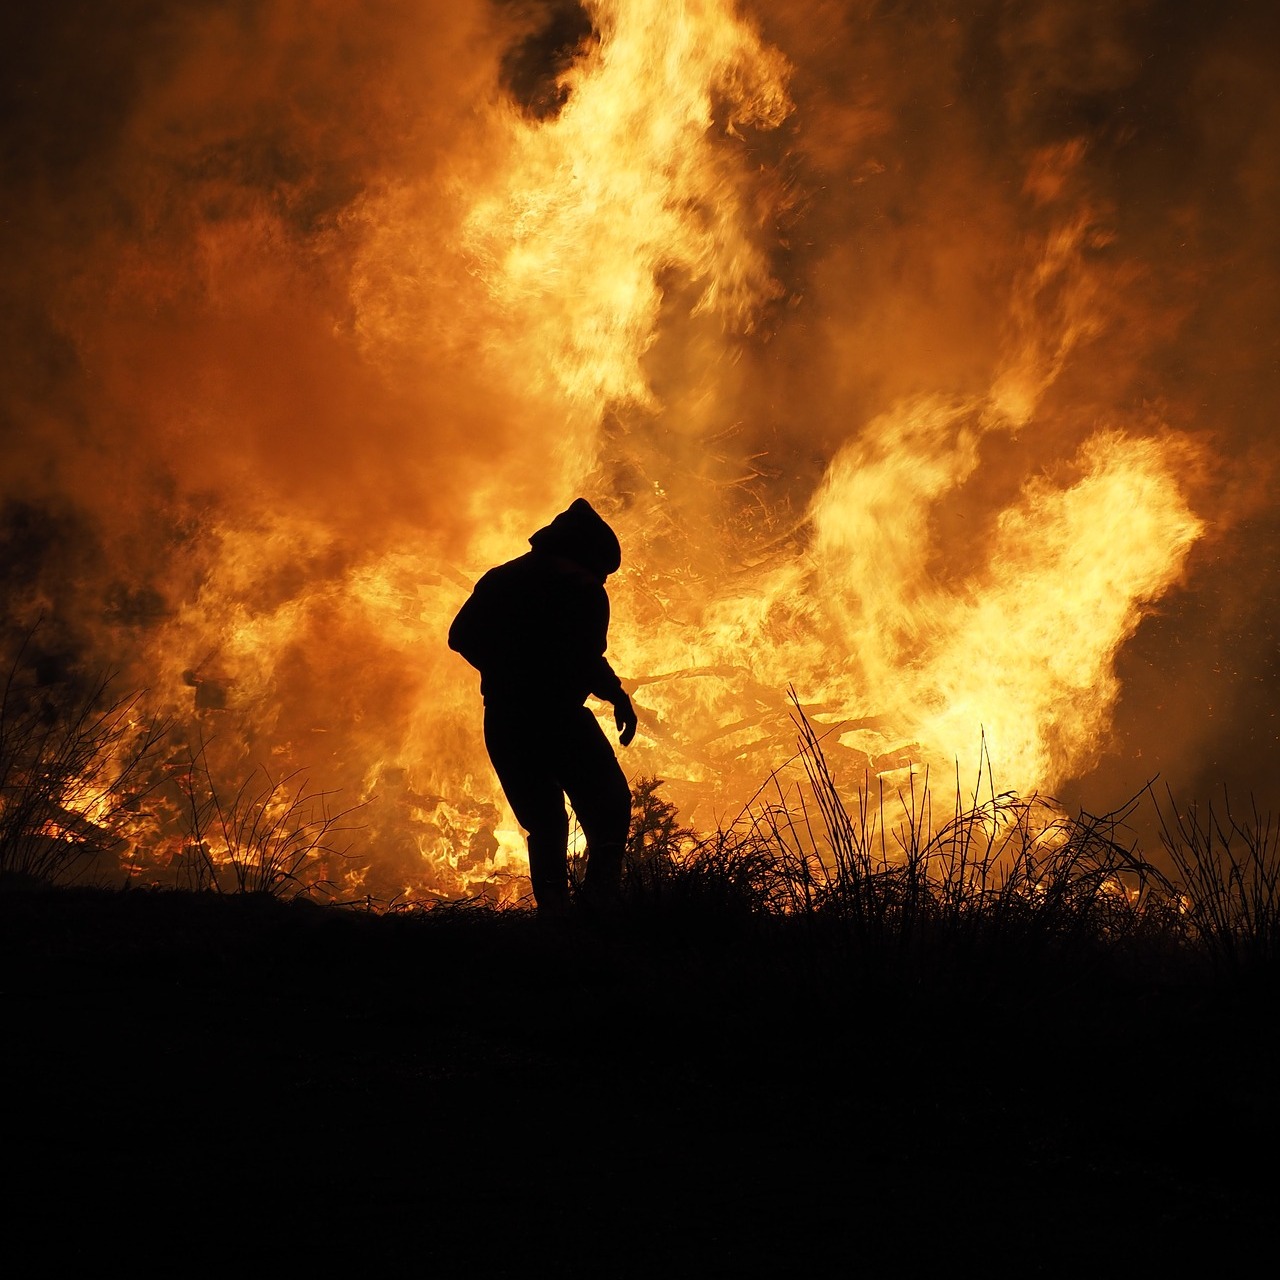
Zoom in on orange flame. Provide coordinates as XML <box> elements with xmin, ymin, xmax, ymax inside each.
<box><xmin>2</xmin><ymin>1</ymin><xmax>1225</xmax><ymax>898</ymax></box>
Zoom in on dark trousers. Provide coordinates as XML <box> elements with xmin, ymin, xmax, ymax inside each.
<box><xmin>484</xmin><ymin>702</ymin><xmax>631</xmax><ymax>910</ymax></box>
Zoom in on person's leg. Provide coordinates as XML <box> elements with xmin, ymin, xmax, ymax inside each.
<box><xmin>483</xmin><ymin>704</ymin><xmax>571</xmax><ymax>913</ymax></box>
<box><xmin>561</xmin><ymin>707</ymin><xmax>631</xmax><ymax>905</ymax></box>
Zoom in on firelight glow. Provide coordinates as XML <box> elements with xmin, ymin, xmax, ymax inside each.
<box><xmin>4</xmin><ymin>0</ymin><xmax>1273</xmax><ymax>901</ymax></box>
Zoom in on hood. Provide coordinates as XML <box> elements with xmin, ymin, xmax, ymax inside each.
<box><xmin>528</xmin><ymin>498</ymin><xmax>622</xmax><ymax>579</ymax></box>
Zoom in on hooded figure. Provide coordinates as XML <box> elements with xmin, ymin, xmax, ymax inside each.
<box><xmin>449</xmin><ymin>499</ymin><xmax>637</xmax><ymax>914</ymax></box>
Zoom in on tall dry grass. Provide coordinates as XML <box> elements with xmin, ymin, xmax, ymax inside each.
<box><xmin>0</xmin><ymin>632</ymin><xmax>166</xmax><ymax>886</ymax></box>
<box><xmin>618</xmin><ymin>698</ymin><xmax>1279</xmax><ymax>983</ymax></box>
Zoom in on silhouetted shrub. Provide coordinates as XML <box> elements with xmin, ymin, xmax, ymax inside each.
<box><xmin>0</xmin><ymin>634</ymin><xmax>166</xmax><ymax>886</ymax></box>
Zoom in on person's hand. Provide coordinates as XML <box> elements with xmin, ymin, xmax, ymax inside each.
<box><xmin>614</xmin><ymin>691</ymin><xmax>637</xmax><ymax>747</ymax></box>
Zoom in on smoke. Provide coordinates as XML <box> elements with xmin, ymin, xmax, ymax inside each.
<box><xmin>0</xmin><ymin>0</ymin><xmax>547</xmax><ymax>895</ymax></box>
<box><xmin>743</xmin><ymin>0</ymin><xmax>1280</xmax><ymax>814</ymax></box>
<box><xmin>2</xmin><ymin>0</ymin><xmax>1278</xmax><ymax>891</ymax></box>
<box><xmin>2</xmin><ymin>0</ymin><xmax>527</xmax><ymax>532</ymax></box>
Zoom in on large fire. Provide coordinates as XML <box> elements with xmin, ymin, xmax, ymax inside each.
<box><xmin>3</xmin><ymin>1</ymin><xmax>1276</xmax><ymax>900</ymax></box>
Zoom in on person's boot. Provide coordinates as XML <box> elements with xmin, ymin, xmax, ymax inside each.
<box><xmin>535</xmin><ymin>890</ymin><xmax>571</xmax><ymax>921</ymax></box>
<box><xmin>528</xmin><ymin>834</ymin><xmax>571</xmax><ymax>920</ymax></box>
<box><xmin>580</xmin><ymin>842</ymin><xmax>623</xmax><ymax>913</ymax></box>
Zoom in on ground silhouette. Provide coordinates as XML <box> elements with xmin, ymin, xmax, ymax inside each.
<box><xmin>3</xmin><ymin>886</ymin><xmax>1276</xmax><ymax>1272</ymax></box>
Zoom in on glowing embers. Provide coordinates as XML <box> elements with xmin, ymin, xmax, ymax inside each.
<box><xmin>364</xmin><ymin>763</ymin><xmax>528</xmax><ymax>905</ymax></box>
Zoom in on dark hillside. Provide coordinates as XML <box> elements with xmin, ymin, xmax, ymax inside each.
<box><xmin>3</xmin><ymin>888</ymin><xmax>1276</xmax><ymax>1272</ymax></box>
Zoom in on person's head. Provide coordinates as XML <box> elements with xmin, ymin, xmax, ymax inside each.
<box><xmin>529</xmin><ymin>498</ymin><xmax>621</xmax><ymax>580</ymax></box>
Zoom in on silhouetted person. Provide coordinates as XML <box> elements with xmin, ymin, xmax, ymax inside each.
<box><xmin>449</xmin><ymin>499</ymin><xmax>637</xmax><ymax>915</ymax></box>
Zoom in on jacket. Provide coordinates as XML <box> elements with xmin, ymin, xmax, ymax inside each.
<box><xmin>448</xmin><ymin>500</ymin><xmax>626</xmax><ymax>709</ymax></box>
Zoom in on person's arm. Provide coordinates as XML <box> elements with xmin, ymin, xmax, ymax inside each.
<box><xmin>586</xmin><ymin>594</ymin><xmax>637</xmax><ymax>747</ymax></box>
<box><xmin>585</xmin><ymin>654</ymin><xmax>634</xmax><ymax>745</ymax></box>
<box><xmin>612</xmin><ymin>685</ymin><xmax>638</xmax><ymax>747</ymax></box>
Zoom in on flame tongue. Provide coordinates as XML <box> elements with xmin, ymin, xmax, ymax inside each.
<box><xmin>808</xmin><ymin>418</ymin><xmax>1202</xmax><ymax>796</ymax></box>
<box><xmin>463</xmin><ymin>0</ymin><xmax>793</xmax><ymax>419</ymax></box>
